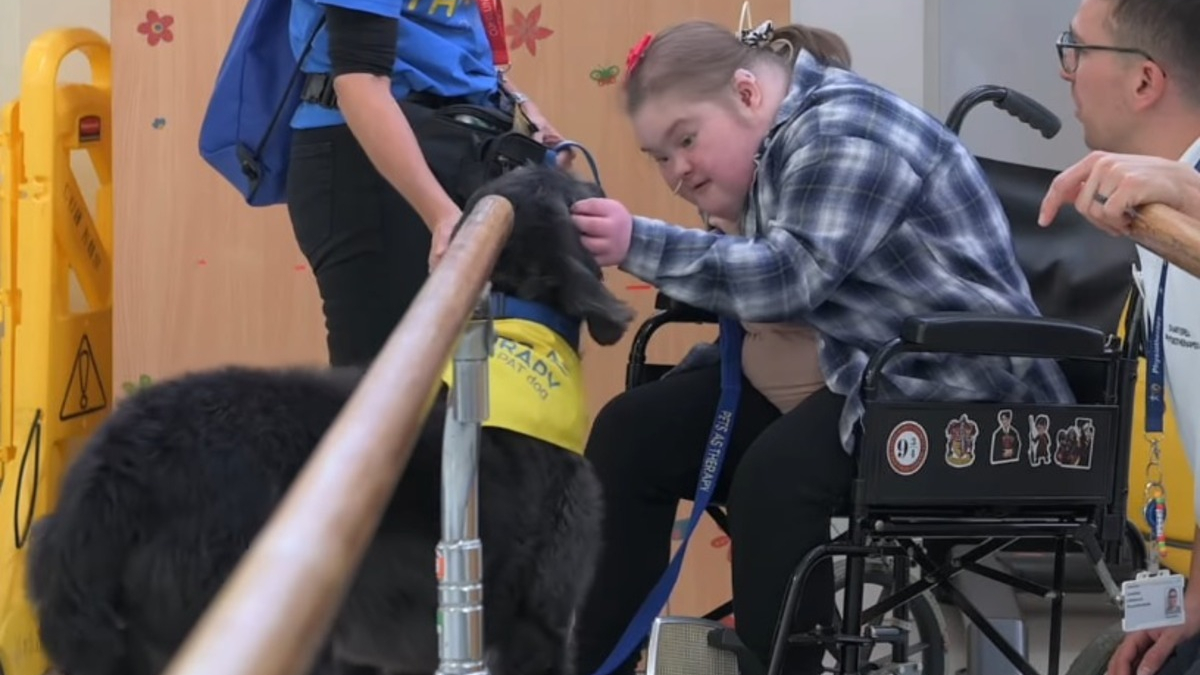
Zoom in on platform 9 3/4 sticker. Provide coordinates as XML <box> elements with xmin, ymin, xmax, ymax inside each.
<box><xmin>887</xmin><ymin>421</ymin><xmax>929</xmax><ymax>477</ymax></box>
<box><xmin>1122</xmin><ymin>570</ymin><xmax>1186</xmax><ymax>633</ymax></box>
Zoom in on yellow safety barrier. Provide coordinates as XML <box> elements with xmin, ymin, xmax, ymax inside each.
<box><xmin>0</xmin><ymin>28</ymin><xmax>114</xmax><ymax>675</ymax></box>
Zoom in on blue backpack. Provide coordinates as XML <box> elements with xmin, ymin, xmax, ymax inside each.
<box><xmin>198</xmin><ymin>0</ymin><xmax>322</xmax><ymax>207</ymax></box>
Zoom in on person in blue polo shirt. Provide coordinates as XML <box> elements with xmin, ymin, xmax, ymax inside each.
<box><xmin>286</xmin><ymin>0</ymin><xmax>567</xmax><ymax>367</ymax></box>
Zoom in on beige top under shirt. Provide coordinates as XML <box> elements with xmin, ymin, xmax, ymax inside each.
<box><xmin>711</xmin><ymin>217</ymin><xmax>826</xmax><ymax>413</ymax></box>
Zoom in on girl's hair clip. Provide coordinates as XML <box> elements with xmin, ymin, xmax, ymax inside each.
<box><xmin>740</xmin><ymin>20</ymin><xmax>775</xmax><ymax>48</ymax></box>
<box><xmin>625</xmin><ymin>32</ymin><xmax>654</xmax><ymax>82</ymax></box>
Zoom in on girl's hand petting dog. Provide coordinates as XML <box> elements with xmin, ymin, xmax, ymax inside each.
<box><xmin>571</xmin><ymin>198</ymin><xmax>633</xmax><ymax>267</ymax></box>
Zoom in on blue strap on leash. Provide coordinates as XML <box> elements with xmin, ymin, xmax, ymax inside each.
<box><xmin>590</xmin><ymin>317</ymin><xmax>745</xmax><ymax>675</ymax></box>
<box><xmin>489</xmin><ymin>292</ymin><xmax>581</xmax><ymax>352</ymax></box>
<box><xmin>547</xmin><ymin>141</ymin><xmax>604</xmax><ymax>194</ymax></box>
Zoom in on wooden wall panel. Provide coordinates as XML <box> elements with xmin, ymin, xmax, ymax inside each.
<box><xmin>111</xmin><ymin>0</ymin><xmax>787</xmax><ymax>628</ymax></box>
<box><xmin>111</xmin><ymin>2</ymin><xmax>326</xmax><ymax>390</ymax></box>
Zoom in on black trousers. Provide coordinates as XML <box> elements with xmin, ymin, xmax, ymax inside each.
<box><xmin>284</xmin><ymin>90</ymin><xmax>514</xmax><ymax>367</ymax></box>
<box><xmin>573</xmin><ymin>364</ymin><xmax>855</xmax><ymax>675</ymax></box>
<box><xmin>285</xmin><ymin>123</ymin><xmax>438</xmax><ymax>367</ymax></box>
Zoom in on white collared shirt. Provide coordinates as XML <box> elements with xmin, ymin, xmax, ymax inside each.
<box><xmin>1135</xmin><ymin>136</ymin><xmax>1200</xmax><ymax>520</ymax></box>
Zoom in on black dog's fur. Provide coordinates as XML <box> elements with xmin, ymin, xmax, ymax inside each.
<box><xmin>26</xmin><ymin>165</ymin><xmax>636</xmax><ymax>675</ymax></box>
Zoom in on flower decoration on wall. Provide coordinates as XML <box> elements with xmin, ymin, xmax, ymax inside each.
<box><xmin>137</xmin><ymin>10</ymin><xmax>175</xmax><ymax>47</ymax></box>
<box><xmin>507</xmin><ymin>5</ymin><xmax>554</xmax><ymax>57</ymax></box>
<box><xmin>711</xmin><ymin>534</ymin><xmax>732</xmax><ymax>562</ymax></box>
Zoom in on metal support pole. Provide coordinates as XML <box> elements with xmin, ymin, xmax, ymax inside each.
<box><xmin>436</xmin><ymin>287</ymin><xmax>493</xmax><ymax>675</ymax></box>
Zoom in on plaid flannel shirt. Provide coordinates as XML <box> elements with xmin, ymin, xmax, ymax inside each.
<box><xmin>620</xmin><ymin>51</ymin><xmax>1076</xmax><ymax>453</ymax></box>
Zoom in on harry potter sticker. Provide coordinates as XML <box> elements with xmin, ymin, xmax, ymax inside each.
<box><xmin>1028</xmin><ymin>414</ymin><xmax>1053</xmax><ymax>467</ymax></box>
<box><xmin>945</xmin><ymin>414</ymin><xmax>979</xmax><ymax>468</ymax></box>
<box><xmin>1054</xmin><ymin>417</ymin><xmax>1095</xmax><ymax>470</ymax></box>
<box><xmin>887</xmin><ymin>420</ymin><xmax>929</xmax><ymax>476</ymax></box>
<box><xmin>990</xmin><ymin>409</ymin><xmax>1022</xmax><ymax>465</ymax></box>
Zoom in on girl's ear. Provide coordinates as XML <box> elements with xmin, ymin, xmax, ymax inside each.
<box><xmin>731</xmin><ymin>69</ymin><xmax>760</xmax><ymax>108</ymax></box>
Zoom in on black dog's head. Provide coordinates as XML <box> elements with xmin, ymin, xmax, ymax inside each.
<box><xmin>457</xmin><ymin>165</ymin><xmax>636</xmax><ymax>346</ymax></box>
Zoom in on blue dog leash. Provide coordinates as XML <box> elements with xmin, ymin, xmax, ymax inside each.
<box><xmin>546</xmin><ymin>141</ymin><xmax>604</xmax><ymax>194</ymax></box>
<box><xmin>590</xmin><ymin>317</ymin><xmax>745</xmax><ymax>675</ymax></box>
<box><xmin>538</xmin><ymin>140</ymin><xmax>747</xmax><ymax>674</ymax></box>
<box><xmin>534</xmin><ymin>142</ymin><xmax>748</xmax><ymax>670</ymax></box>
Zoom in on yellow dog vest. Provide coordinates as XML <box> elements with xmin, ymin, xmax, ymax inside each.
<box><xmin>441</xmin><ymin>318</ymin><xmax>588</xmax><ymax>454</ymax></box>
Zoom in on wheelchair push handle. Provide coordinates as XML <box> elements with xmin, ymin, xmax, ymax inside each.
<box><xmin>995</xmin><ymin>88</ymin><xmax>1062</xmax><ymax>139</ymax></box>
<box><xmin>944</xmin><ymin>85</ymin><xmax>1062</xmax><ymax>140</ymax></box>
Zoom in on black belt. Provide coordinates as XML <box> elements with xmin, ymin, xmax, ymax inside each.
<box><xmin>299</xmin><ymin>73</ymin><xmax>473</xmax><ymax>110</ymax></box>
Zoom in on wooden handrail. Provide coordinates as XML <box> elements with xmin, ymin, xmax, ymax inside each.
<box><xmin>1132</xmin><ymin>203</ymin><xmax>1200</xmax><ymax>280</ymax></box>
<box><xmin>162</xmin><ymin>195</ymin><xmax>515</xmax><ymax>675</ymax></box>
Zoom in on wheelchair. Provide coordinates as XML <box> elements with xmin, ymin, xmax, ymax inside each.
<box><xmin>623</xmin><ymin>86</ymin><xmax>1150</xmax><ymax>675</ymax></box>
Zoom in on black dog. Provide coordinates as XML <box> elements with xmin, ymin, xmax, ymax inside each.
<box><xmin>26</xmin><ymin>165</ymin><xmax>636</xmax><ymax>675</ymax></box>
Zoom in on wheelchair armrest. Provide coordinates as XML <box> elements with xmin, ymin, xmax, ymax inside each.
<box><xmin>901</xmin><ymin>312</ymin><xmax>1112</xmax><ymax>359</ymax></box>
<box><xmin>653</xmin><ymin>291</ymin><xmax>718</xmax><ymax>324</ymax></box>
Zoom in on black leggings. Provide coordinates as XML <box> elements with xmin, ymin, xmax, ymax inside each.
<box><xmin>574</xmin><ymin>365</ymin><xmax>855</xmax><ymax>675</ymax></box>
<box><xmin>286</xmin><ymin>123</ymin><xmax>439</xmax><ymax>367</ymax></box>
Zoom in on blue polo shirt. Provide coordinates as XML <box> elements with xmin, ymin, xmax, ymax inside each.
<box><xmin>289</xmin><ymin>0</ymin><xmax>501</xmax><ymax>129</ymax></box>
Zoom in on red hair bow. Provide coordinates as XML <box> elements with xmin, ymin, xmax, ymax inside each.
<box><xmin>625</xmin><ymin>32</ymin><xmax>654</xmax><ymax>82</ymax></box>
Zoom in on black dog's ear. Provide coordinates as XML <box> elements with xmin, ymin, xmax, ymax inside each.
<box><xmin>561</xmin><ymin>256</ymin><xmax>637</xmax><ymax>346</ymax></box>
<box><xmin>555</xmin><ymin>179</ymin><xmax>636</xmax><ymax>346</ymax></box>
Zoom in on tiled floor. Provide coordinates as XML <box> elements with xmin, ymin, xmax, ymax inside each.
<box><xmin>940</xmin><ymin>592</ymin><xmax>1122</xmax><ymax>675</ymax></box>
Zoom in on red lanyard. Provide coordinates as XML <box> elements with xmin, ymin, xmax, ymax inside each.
<box><xmin>476</xmin><ymin>0</ymin><xmax>510</xmax><ymax>69</ymax></box>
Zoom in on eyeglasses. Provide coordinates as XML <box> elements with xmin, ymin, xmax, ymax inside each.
<box><xmin>1055</xmin><ymin>29</ymin><xmax>1156</xmax><ymax>74</ymax></box>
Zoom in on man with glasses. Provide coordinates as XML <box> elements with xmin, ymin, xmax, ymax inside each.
<box><xmin>1038</xmin><ymin>1</ymin><xmax>1200</xmax><ymax>675</ymax></box>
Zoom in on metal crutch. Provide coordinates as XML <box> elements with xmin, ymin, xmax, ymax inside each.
<box><xmin>437</xmin><ymin>286</ymin><xmax>493</xmax><ymax>675</ymax></box>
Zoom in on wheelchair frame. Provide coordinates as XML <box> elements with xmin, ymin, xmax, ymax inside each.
<box><xmin>622</xmin><ymin>85</ymin><xmax>1148</xmax><ymax>675</ymax></box>
<box><xmin>627</xmin><ymin>291</ymin><xmax>1143</xmax><ymax>675</ymax></box>
<box><xmin>768</xmin><ymin>302</ymin><xmax>1143</xmax><ymax>675</ymax></box>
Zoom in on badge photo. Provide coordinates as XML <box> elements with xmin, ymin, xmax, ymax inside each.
<box><xmin>989</xmin><ymin>409</ymin><xmax>1022</xmax><ymax>465</ymax></box>
<box><xmin>887</xmin><ymin>421</ymin><xmax>929</xmax><ymax>476</ymax></box>
<box><xmin>944</xmin><ymin>414</ymin><xmax>979</xmax><ymax>469</ymax></box>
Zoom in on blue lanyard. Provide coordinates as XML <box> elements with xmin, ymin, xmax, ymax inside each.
<box><xmin>1147</xmin><ymin>156</ymin><xmax>1200</xmax><ymax>432</ymax></box>
<box><xmin>589</xmin><ymin>317</ymin><xmax>744</xmax><ymax>675</ymax></box>
<box><xmin>1145</xmin><ymin>263</ymin><xmax>1169</xmax><ymax>434</ymax></box>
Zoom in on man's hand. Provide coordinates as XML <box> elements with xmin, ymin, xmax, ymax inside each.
<box><xmin>428</xmin><ymin>208</ymin><xmax>464</xmax><ymax>270</ymax></box>
<box><xmin>1110</xmin><ymin>619</ymin><xmax>1199</xmax><ymax>675</ymax></box>
<box><xmin>1039</xmin><ymin>151</ymin><xmax>1196</xmax><ymax>235</ymax></box>
<box><xmin>570</xmin><ymin>198</ymin><xmax>634</xmax><ymax>267</ymax></box>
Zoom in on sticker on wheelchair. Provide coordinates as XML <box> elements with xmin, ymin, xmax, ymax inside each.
<box><xmin>886</xmin><ymin>421</ymin><xmax>929</xmax><ymax>476</ymax></box>
<box><xmin>1121</xmin><ymin>570</ymin><xmax>1186</xmax><ymax>633</ymax></box>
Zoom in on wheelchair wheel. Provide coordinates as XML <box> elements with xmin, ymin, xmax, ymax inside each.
<box><xmin>1064</xmin><ymin>622</ymin><xmax>1123</xmax><ymax>675</ymax></box>
<box><xmin>830</xmin><ymin>559</ymin><xmax>948</xmax><ymax>675</ymax></box>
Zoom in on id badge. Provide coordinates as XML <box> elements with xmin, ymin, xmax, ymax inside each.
<box><xmin>1122</xmin><ymin>570</ymin><xmax>1186</xmax><ymax>632</ymax></box>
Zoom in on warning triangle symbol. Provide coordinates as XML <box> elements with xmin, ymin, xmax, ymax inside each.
<box><xmin>60</xmin><ymin>333</ymin><xmax>108</xmax><ymax>420</ymax></box>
